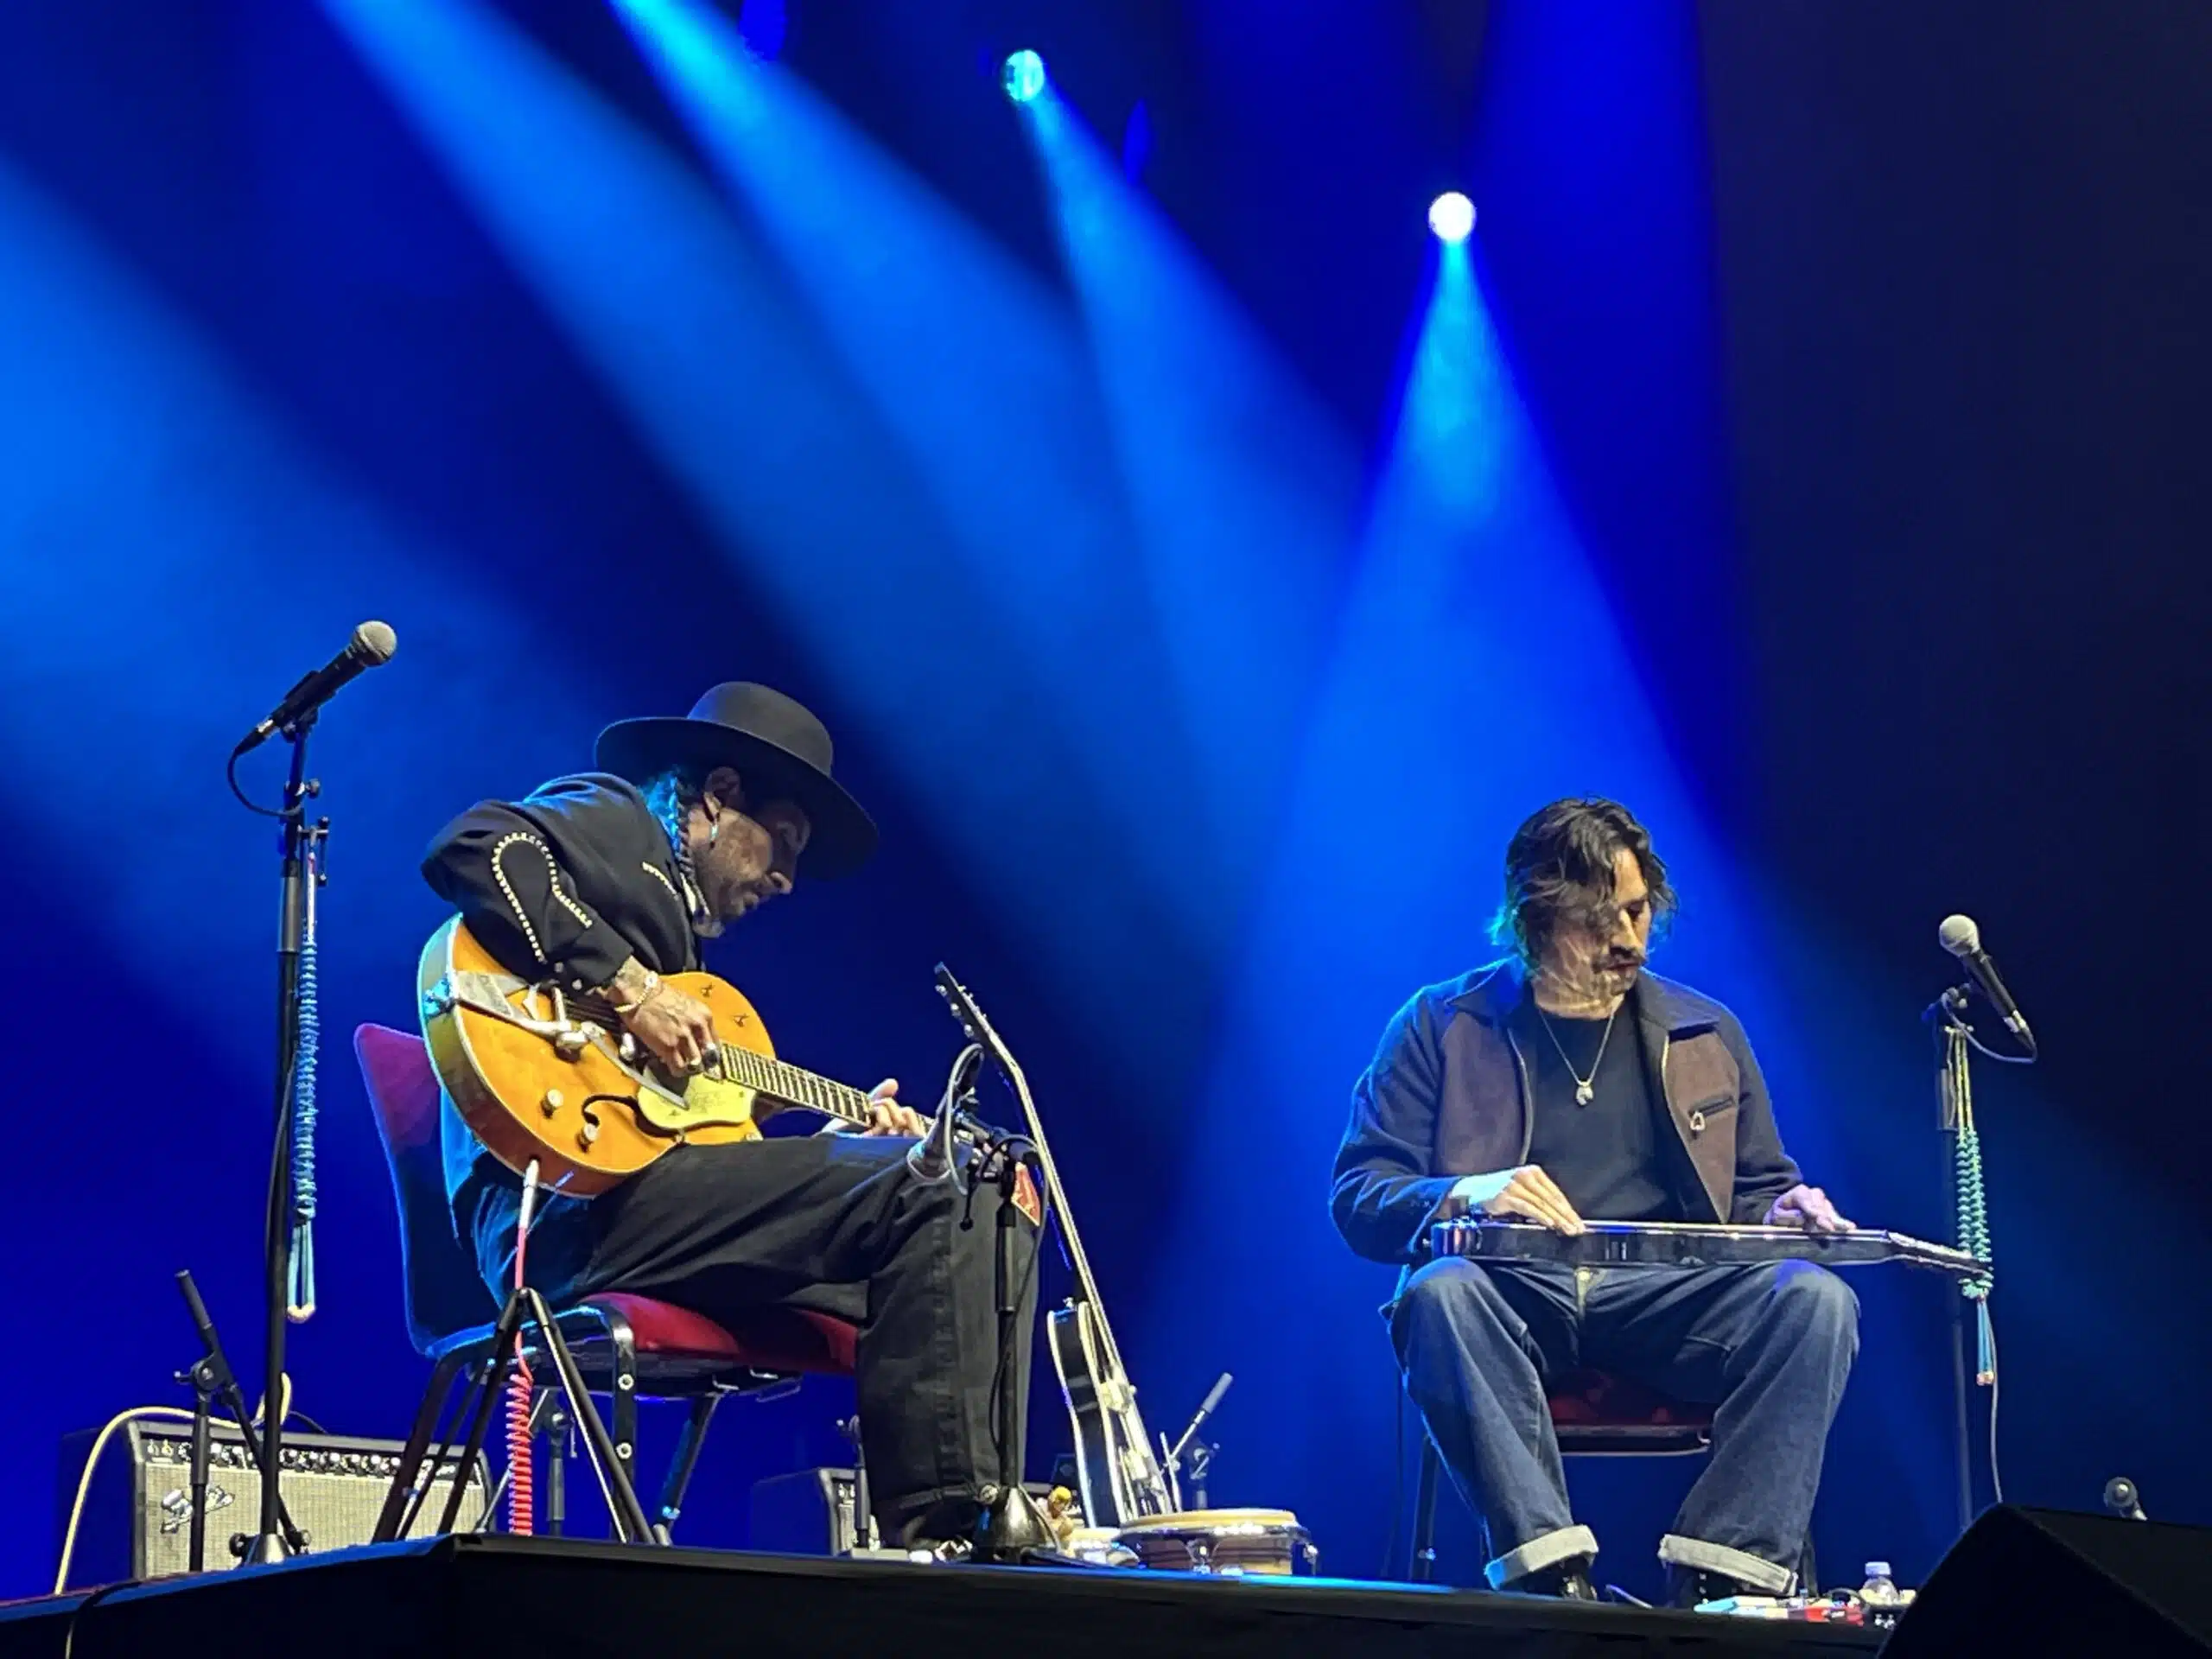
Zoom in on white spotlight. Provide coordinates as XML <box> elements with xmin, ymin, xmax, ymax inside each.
<box><xmin>1427</xmin><ymin>191</ymin><xmax>1476</xmax><ymax>244</ymax></box>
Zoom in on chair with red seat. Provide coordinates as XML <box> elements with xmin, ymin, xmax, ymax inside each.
<box><xmin>355</xmin><ymin>1021</ymin><xmax>859</xmax><ymax>1543</ymax></box>
<box><xmin>1406</xmin><ymin>1368</ymin><xmax>1715</xmax><ymax>1582</ymax></box>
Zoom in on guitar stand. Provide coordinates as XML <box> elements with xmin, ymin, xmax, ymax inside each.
<box><xmin>373</xmin><ymin>1286</ymin><xmax>655</xmax><ymax>1545</ymax></box>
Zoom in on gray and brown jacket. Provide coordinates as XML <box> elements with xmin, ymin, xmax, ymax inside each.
<box><xmin>1330</xmin><ymin>958</ymin><xmax>1803</xmax><ymax>1268</ymax></box>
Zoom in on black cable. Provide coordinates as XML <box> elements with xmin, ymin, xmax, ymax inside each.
<box><xmin>1927</xmin><ymin>995</ymin><xmax>2037</xmax><ymax>1067</ymax></box>
<box><xmin>1963</xmin><ymin>1028</ymin><xmax>2037</xmax><ymax>1066</ymax></box>
<box><xmin>977</xmin><ymin>1135</ymin><xmax>1052</xmax><ymax>1485</ymax></box>
<box><xmin>1985</xmin><ymin>1313</ymin><xmax>2005</xmax><ymax>1504</ymax></box>
<box><xmin>60</xmin><ymin>1579</ymin><xmax>137</xmax><ymax>1659</ymax></box>
<box><xmin>226</xmin><ymin>747</ymin><xmax>289</xmax><ymax>819</ymax></box>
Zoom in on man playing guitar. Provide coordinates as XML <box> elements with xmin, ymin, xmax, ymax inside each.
<box><xmin>1332</xmin><ymin>798</ymin><xmax>1858</xmax><ymax>1605</ymax></box>
<box><xmin>422</xmin><ymin>681</ymin><xmax>1037</xmax><ymax>1548</ymax></box>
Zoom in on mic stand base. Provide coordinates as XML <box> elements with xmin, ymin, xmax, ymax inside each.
<box><xmin>971</xmin><ymin>1482</ymin><xmax>1058</xmax><ymax>1563</ymax></box>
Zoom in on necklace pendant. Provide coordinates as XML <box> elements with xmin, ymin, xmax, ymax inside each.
<box><xmin>1575</xmin><ymin>1082</ymin><xmax>1594</xmax><ymax>1105</ymax></box>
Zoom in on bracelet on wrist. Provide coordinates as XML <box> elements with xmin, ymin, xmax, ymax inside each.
<box><xmin>609</xmin><ymin>968</ymin><xmax>663</xmax><ymax>1017</ymax></box>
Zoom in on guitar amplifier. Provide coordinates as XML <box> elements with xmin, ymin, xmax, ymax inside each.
<box><xmin>749</xmin><ymin>1466</ymin><xmax>1080</xmax><ymax>1555</ymax></box>
<box><xmin>56</xmin><ymin>1420</ymin><xmax>487</xmax><ymax>1588</ymax></box>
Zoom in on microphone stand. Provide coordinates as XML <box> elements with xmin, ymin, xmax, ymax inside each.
<box><xmin>250</xmin><ymin>712</ymin><xmax>327</xmax><ymax>1563</ymax></box>
<box><xmin>971</xmin><ymin>1130</ymin><xmax>1055</xmax><ymax>1563</ymax></box>
<box><xmin>175</xmin><ymin>1271</ymin><xmax>304</xmax><ymax>1563</ymax></box>
<box><xmin>1929</xmin><ymin>982</ymin><xmax>2001</xmax><ymax>1535</ymax></box>
<box><xmin>1160</xmin><ymin>1373</ymin><xmax>1232</xmax><ymax>1511</ymax></box>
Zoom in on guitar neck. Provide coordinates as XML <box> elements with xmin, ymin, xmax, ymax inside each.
<box><xmin>567</xmin><ymin>991</ymin><xmax>872</xmax><ymax>1128</ymax></box>
<box><xmin>714</xmin><ymin>1041</ymin><xmax>874</xmax><ymax>1129</ymax></box>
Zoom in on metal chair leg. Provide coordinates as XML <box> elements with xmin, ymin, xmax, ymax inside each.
<box><xmin>375</xmin><ymin>1350</ymin><xmax>467</xmax><ymax>1543</ymax></box>
<box><xmin>606</xmin><ymin>1318</ymin><xmax>639</xmax><ymax>1499</ymax></box>
<box><xmin>526</xmin><ymin>1292</ymin><xmax>654</xmax><ymax>1542</ymax></box>
<box><xmin>845</xmin><ymin>1416</ymin><xmax>874</xmax><ymax>1550</ymax></box>
<box><xmin>1409</xmin><ymin>1438</ymin><xmax>1441</xmax><ymax>1584</ymax></box>
<box><xmin>652</xmin><ymin>1395</ymin><xmax>721</xmax><ymax>1542</ymax></box>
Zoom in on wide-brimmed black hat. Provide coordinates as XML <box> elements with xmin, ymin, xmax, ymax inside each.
<box><xmin>595</xmin><ymin>683</ymin><xmax>877</xmax><ymax>879</ymax></box>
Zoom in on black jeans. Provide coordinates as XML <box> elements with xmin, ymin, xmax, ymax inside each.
<box><xmin>469</xmin><ymin>1134</ymin><xmax>1039</xmax><ymax>1542</ymax></box>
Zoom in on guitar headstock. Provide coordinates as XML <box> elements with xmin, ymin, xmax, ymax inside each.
<box><xmin>933</xmin><ymin>963</ymin><xmax>1013</xmax><ymax>1071</ymax></box>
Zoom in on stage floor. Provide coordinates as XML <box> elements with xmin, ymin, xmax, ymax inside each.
<box><xmin>0</xmin><ymin>1534</ymin><xmax>1882</xmax><ymax>1658</ymax></box>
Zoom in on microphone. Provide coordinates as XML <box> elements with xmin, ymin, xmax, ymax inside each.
<box><xmin>1939</xmin><ymin>914</ymin><xmax>2036</xmax><ymax>1052</ymax></box>
<box><xmin>2103</xmin><ymin>1476</ymin><xmax>2147</xmax><ymax>1522</ymax></box>
<box><xmin>234</xmin><ymin>621</ymin><xmax>397</xmax><ymax>754</ymax></box>
<box><xmin>1169</xmin><ymin>1372</ymin><xmax>1234</xmax><ymax>1457</ymax></box>
<box><xmin>907</xmin><ymin>1045</ymin><xmax>982</xmax><ymax>1187</ymax></box>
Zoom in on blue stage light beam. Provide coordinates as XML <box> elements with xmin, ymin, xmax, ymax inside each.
<box><xmin>607</xmin><ymin>0</ymin><xmax>1237</xmax><ymax>952</ymax></box>
<box><xmin>1130</xmin><ymin>234</ymin><xmax>1792</xmax><ymax>1550</ymax></box>
<box><xmin>0</xmin><ymin>153</ymin><xmax>592</xmax><ymax>1071</ymax></box>
<box><xmin>1014</xmin><ymin>86</ymin><xmax>1363</xmax><ymax>925</ymax></box>
<box><xmin>321</xmin><ymin>0</ymin><xmax>1197</xmax><ymax>1016</ymax></box>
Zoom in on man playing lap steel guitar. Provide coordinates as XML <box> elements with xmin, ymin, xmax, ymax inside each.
<box><xmin>423</xmin><ymin>681</ymin><xmax>1038</xmax><ymax>1549</ymax></box>
<box><xmin>1332</xmin><ymin>799</ymin><xmax>1857</xmax><ymax>1605</ymax></box>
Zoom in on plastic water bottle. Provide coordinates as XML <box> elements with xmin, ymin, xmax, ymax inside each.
<box><xmin>1859</xmin><ymin>1561</ymin><xmax>1902</xmax><ymax>1630</ymax></box>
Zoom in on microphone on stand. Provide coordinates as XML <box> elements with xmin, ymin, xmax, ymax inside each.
<box><xmin>2103</xmin><ymin>1477</ymin><xmax>2148</xmax><ymax>1522</ymax></box>
<box><xmin>234</xmin><ymin>620</ymin><xmax>397</xmax><ymax>754</ymax></box>
<box><xmin>1939</xmin><ymin>914</ymin><xmax>2037</xmax><ymax>1053</ymax></box>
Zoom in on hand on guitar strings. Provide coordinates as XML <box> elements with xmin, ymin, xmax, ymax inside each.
<box><xmin>610</xmin><ymin>958</ymin><xmax>718</xmax><ymax>1073</ymax></box>
<box><xmin>861</xmin><ymin>1078</ymin><xmax>927</xmax><ymax>1138</ymax></box>
<box><xmin>1456</xmin><ymin>1164</ymin><xmax>1586</xmax><ymax>1236</ymax></box>
<box><xmin>1764</xmin><ymin>1183</ymin><xmax>1853</xmax><ymax>1235</ymax></box>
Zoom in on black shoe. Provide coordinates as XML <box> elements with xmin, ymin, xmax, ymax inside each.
<box><xmin>1666</xmin><ymin>1565</ymin><xmax>1761</xmax><ymax>1609</ymax></box>
<box><xmin>1511</xmin><ymin>1560</ymin><xmax>1599</xmax><ymax>1600</ymax></box>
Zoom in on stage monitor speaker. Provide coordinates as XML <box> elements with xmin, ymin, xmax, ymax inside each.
<box><xmin>1886</xmin><ymin>1504</ymin><xmax>2212</xmax><ymax>1656</ymax></box>
<box><xmin>750</xmin><ymin>1466</ymin><xmax>1077</xmax><ymax>1555</ymax></box>
<box><xmin>56</xmin><ymin>1419</ymin><xmax>488</xmax><ymax>1589</ymax></box>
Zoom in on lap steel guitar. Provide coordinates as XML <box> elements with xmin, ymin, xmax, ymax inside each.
<box><xmin>1431</xmin><ymin>1218</ymin><xmax>1983</xmax><ymax>1279</ymax></box>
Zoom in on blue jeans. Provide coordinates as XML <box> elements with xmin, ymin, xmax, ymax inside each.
<box><xmin>1393</xmin><ymin>1256</ymin><xmax>1859</xmax><ymax>1590</ymax></box>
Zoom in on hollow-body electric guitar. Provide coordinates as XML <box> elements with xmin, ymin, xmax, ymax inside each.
<box><xmin>419</xmin><ymin>918</ymin><xmax>879</xmax><ymax>1195</ymax></box>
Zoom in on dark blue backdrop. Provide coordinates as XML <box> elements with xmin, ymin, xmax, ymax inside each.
<box><xmin>3</xmin><ymin>0</ymin><xmax>2202</xmax><ymax>1605</ymax></box>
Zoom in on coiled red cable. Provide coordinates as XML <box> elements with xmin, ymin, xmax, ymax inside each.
<box><xmin>505</xmin><ymin>1357</ymin><xmax>534</xmax><ymax>1535</ymax></box>
<box><xmin>505</xmin><ymin>1194</ymin><xmax>535</xmax><ymax>1535</ymax></box>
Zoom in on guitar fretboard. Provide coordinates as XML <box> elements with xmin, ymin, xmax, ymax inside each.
<box><xmin>567</xmin><ymin>993</ymin><xmax>872</xmax><ymax>1128</ymax></box>
<box><xmin>713</xmin><ymin>1041</ymin><xmax>874</xmax><ymax>1128</ymax></box>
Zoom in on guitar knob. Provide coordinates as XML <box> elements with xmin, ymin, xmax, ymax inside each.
<box><xmin>577</xmin><ymin>1121</ymin><xmax>600</xmax><ymax>1149</ymax></box>
<box><xmin>541</xmin><ymin>1089</ymin><xmax>564</xmax><ymax>1117</ymax></box>
<box><xmin>553</xmin><ymin>1030</ymin><xmax>588</xmax><ymax>1061</ymax></box>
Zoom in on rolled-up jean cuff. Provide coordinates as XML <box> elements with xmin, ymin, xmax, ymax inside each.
<box><xmin>1485</xmin><ymin>1524</ymin><xmax>1599</xmax><ymax>1589</ymax></box>
<box><xmin>1657</xmin><ymin>1533</ymin><xmax>1796</xmax><ymax>1593</ymax></box>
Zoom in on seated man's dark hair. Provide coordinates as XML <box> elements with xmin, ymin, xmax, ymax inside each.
<box><xmin>1490</xmin><ymin>798</ymin><xmax>1676</xmax><ymax>967</ymax></box>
